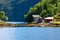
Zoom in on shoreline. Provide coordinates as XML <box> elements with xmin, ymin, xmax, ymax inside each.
<box><xmin>0</xmin><ymin>22</ymin><xmax>60</xmax><ymax>27</ymax></box>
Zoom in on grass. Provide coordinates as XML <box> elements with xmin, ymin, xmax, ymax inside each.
<box><xmin>53</xmin><ymin>21</ymin><xmax>60</xmax><ymax>24</ymax></box>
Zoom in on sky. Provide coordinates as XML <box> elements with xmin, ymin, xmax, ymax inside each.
<box><xmin>0</xmin><ymin>27</ymin><xmax>60</xmax><ymax>40</ymax></box>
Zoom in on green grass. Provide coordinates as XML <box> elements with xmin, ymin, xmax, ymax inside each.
<box><xmin>53</xmin><ymin>21</ymin><xmax>60</xmax><ymax>24</ymax></box>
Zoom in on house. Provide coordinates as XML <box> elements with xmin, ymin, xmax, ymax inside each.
<box><xmin>32</xmin><ymin>15</ymin><xmax>42</xmax><ymax>23</ymax></box>
<box><xmin>44</xmin><ymin>17</ymin><xmax>54</xmax><ymax>23</ymax></box>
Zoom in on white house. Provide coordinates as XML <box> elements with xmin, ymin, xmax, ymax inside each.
<box><xmin>32</xmin><ymin>15</ymin><xmax>42</xmax><ymax>23</ymax></box>
<box><xmin>44</xmin><ymin>17</ymin><xmax>54</xmax><ymax>22</ymax></box>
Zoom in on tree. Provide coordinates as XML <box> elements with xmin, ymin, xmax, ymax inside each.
<box><xmin>24</xmin><ymin>0</ymin><xmax>60</xmax><ymax>22</ymax></box>
<box><xmin>0</xmin><ymin>11</ymin><xmax>8</xmax><ymax>21</ymax></box>
<box><xmin>24</xmin><ymin>7</ymin><xmax>34</xmax><ymax>23</ymax></box>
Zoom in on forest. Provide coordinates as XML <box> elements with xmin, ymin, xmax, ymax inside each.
<box><xmin>24</xmin><ymin>0</ymin><xmax>60</xmax><ymax>22</ymax></box>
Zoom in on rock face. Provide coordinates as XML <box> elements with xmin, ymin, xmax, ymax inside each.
<box><xmin>0</xmin><ymin>20</ymin><xmax>4</xmax><ymax>24</ymax></box>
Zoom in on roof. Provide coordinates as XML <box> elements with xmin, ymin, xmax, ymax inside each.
<box><xmin>32</xmin><ymin>15</ymin><xmax>41</xmax><ymax>18</ymax></box>
<box><xmin>44</xmin><ymin>17</ymin><xmax>53</xmax><ymax>19</ymax></box>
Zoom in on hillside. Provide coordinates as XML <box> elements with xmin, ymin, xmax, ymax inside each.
<box><xmin>24</xmin><ymin>0</ymin><xmax>60</xmax><ymax>22</ymax></box>
<box><xmin>0</xmin><ymin>0</ymin><xmax>40</xmax><ymax>22</ymax></box>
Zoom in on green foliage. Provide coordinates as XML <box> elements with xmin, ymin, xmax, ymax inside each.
<box><xmin>5</xmin><ymin>16</ymin><xmax>8</xmax><ymax>21</ymax></box>
<box><xmin>0</xmin><ymin>11</ymin><xmax>8</xmax><ymax>21</ymax></box>
<box><xmin>24</xmin><ymin>7</ymin><xmax>34</xmax><ymax>22</ymax></box>
<box><xmin>24</xmin><ymin>0</ymin><xmax>60</xmax><ymax>22</ymax></box>
<box><xmin>0</xmin><ymin>11</ymin><xmax>5</xmax><ymax>19</ymax></box>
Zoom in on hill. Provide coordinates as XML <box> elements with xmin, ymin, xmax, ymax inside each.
<box><xmin>0</xmin><ymin>0</ymin><xmax>40</xmax><ymax>22</ymax></box>
<box><xmin>24</xmin><ymin>0</ymin><xmax>60</xmax><ymax>22</ymax></box>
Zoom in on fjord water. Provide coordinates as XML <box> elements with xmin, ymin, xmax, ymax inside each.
<box><xmin>0</xmin><ymin>27</ymin><xmax>60</xmax><ymax>40</ymax></box>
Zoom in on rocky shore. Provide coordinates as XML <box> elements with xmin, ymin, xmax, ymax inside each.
<box><xmin>0</xmin><ymin>20</ymin><xmax>60</xmax><ymax>27</ymax></box>
<box><xmin>24</xmin><ymin>23</ymin><xmax>60</xmax><ymax>27</ymax></box>
<box><xmin>0</xmin><ymin>23</ymin><xmax>60</xmax><ymax>27</ymax></box>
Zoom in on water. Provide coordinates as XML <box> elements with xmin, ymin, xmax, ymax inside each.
<box><xmin>7</xmin><ymin>22</ymin><xmax>26</xmax><ymax>24</ymax></box>
<box><xmin>0</xmin><ymin>27</ymin><xmax>60</xmax><ymax>40</ymax></box>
